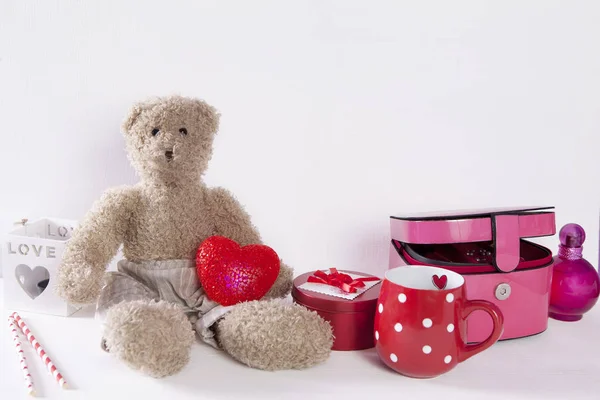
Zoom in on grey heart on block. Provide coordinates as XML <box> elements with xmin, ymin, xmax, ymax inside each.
<box><xmin>14</xmin><ymin>264</ymin><xmax>50</xmax><ymax>299</ymax></box>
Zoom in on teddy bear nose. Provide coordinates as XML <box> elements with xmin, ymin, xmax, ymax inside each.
<box><xmin>165</xmin><ymin>150</ymin><xmax>174</xmax><ymax>161</ymax></box>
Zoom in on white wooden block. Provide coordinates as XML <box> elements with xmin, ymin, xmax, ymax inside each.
<box><xmin>0</xmin><ymin>217</ymin><xmax>18</xmax><ymax>278</ymax></box>
<box><xmin>2</xmin><ymin>217</ymin><xmax>81</xmax><ymax>316</ymax></box>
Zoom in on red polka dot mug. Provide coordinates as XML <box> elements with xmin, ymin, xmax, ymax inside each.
<box><xmin>374</xmin><ymin>265</ymin><xmax>504</xmax><ymax>378</ymax></box>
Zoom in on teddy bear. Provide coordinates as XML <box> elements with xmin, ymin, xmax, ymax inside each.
<box><xmin>55</xmin><ymin>95</ymin><xmax>333</xmax><ymax>378</ymax></box>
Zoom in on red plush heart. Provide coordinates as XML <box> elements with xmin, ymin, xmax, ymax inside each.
<box><xmin>432</xmin><ymin>274</ymin><xmax>448</xmax><ymax>290</ymax></box>
<box><xmin>196</xmin><ymin>236</ymin><xmax>280</xmax><ymax>306</ymax></box>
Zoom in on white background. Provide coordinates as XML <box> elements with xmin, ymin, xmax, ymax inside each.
<box><xmin>1</xmin><ymin>1</ymin><xmax>599</xmax><ymax>399</ymax></box>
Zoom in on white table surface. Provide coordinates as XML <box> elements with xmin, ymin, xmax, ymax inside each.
<box><xmin>1</xmin><ymin>278</ymin><xmax>599</xmax><ymax>400</ymax></box>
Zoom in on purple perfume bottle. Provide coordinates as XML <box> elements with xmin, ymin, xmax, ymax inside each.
<box><xmin>549</xmin><ymin>223</ymin><xmax>600</xmax><ymax>321</ymax></box>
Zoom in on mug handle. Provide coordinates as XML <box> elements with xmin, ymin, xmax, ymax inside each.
<box><xmin>458</xmin><ymin>300</ymin><xmax>504</xmax><ymax>362</ymax></box>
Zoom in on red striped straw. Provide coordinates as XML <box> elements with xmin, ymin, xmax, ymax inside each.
<box><xmin>9</xmin><ymin>312</ymin><xmax>68</xmax><ymax>389</ymax></box>
<box><xmin>8</xmin><ymin>318</ymin><xmax>35</xmax><ymax>396</ymax></box>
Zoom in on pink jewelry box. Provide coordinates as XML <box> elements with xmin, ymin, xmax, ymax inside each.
<box><xmin>389</xmin><ymin>206</ymin><xmax>556</xmax><ymax>343</ymax></box>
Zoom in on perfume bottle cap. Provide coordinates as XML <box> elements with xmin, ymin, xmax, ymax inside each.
<box><xmin>559</xmin><ymin>223</ymin><xmax>586</xmax><ymax>248</ymax></box>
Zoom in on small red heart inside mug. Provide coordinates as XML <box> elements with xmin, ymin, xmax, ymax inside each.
<box><xmin>374</xmin><ymin>265</ymin><xmax>504</xmax><ymax>379</ymax></box>
<box><xmin>431</xmin><ymin>274</ymin><xmax>448</xmax><ymax>289</ymax></box>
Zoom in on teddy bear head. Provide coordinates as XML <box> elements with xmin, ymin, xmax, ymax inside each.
<box><xmin>122</xmin><ymin>95</ymin><xmax>220</xmax><ymax>185</ymax></box>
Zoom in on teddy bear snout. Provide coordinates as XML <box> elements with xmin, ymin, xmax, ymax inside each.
<box><xmin>165</xmin><ymin>149</ymin><xmax>174</xmax><ymax>161</ymax></box>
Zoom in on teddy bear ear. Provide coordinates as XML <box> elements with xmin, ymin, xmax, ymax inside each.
<box><xmin>193</xmin><ymin>99</ymin><xmax>221</xmax><ymax>135</ymax></box>
<box><xmin>122</xmin><ymin>104</ymin><xmax>143</xmax><ymax>134</ymax></box>
<box><xmin>121</xmin><ymin>97</ymin><xmax>160</xmax><ymax>134</ymax></box>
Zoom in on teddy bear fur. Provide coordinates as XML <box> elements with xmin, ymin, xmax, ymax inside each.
<box><xmin>56</xmin><ymin>95</ymin><xmax>333</xmax><ymax>377</ymax></box>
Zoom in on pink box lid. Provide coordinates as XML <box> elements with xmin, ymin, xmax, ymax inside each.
<box><xmin>390</xmin><ymin>206</ymin><xmax>556</xmax><ymax>273</ymax></box>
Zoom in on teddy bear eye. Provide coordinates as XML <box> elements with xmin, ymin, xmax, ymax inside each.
<box><xmin>179</xmin><ymin>128</ymin><xmax>188</xmax><ymax>136</ymax></box>
<box><xmin>151</xmin><ymin>128</ymin><xmax>160</xmax><ymax>136</ymax></box>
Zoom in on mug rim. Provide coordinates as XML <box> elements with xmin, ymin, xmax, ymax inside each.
<box><xmin>385</xmin><ymin>265</ymin><xmax>465</xmax><ymax>291</ymax></box>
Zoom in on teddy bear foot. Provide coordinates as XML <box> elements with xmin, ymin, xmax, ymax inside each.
<box><xmin>215</xmin><ymin>299</ymin><xmax>333</xmax><ymax>370</ymax></box>
<box><xmin>103</xmin><ymin>299</ymin><xmax>195</xmax><ymax>378</ymax></box>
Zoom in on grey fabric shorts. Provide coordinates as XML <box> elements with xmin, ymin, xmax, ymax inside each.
<box><xmin>96</xmin><ymin>259</ymin><xmax>233</xmax><ymax>349</ymax></box>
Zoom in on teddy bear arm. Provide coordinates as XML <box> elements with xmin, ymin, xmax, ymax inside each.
<box><xmin>56</xmin><ymin>186</ymin><xmax>136</xmax><ymax>304</ymax></box>
<box><xmin>263</xmin><ymin>261</ymin><xmax>293</xmax><ymax>298</ymax></box>
<box><xmin>208</xmin><ymin>187</ymin><xmax>262</xmax><ymax>246</ymax></box>
<box><xmin>208</xmin><ymin>187</ymin><xmax>293</xmax><ymax>298</ymax></box>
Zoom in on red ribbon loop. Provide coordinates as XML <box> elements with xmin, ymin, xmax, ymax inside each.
<box><xmin>307</xmin><ymin>268</ymin><xmax>379</xmax><ymax>293</ymax></box>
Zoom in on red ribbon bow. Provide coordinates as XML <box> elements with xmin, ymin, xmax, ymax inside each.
<box><xmin>307</xmin><ymin>268</ymin><xmax>380</xmax><ymax>293</ymax></box>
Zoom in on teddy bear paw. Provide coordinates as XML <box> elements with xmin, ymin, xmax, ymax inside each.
<box><xmin>216</xmin><ymin>299</ymin><xmax>333</xmax><ymax>370</ymax></box>
<box><xmin>103</xmin><ymin>299</ymin><xmax>194</xmax><ymax>378</ymax></box>
<box><xmin>55</xmin><ymin>262</ymin><xmax>104</xmax><ymax>305</ymax></box>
